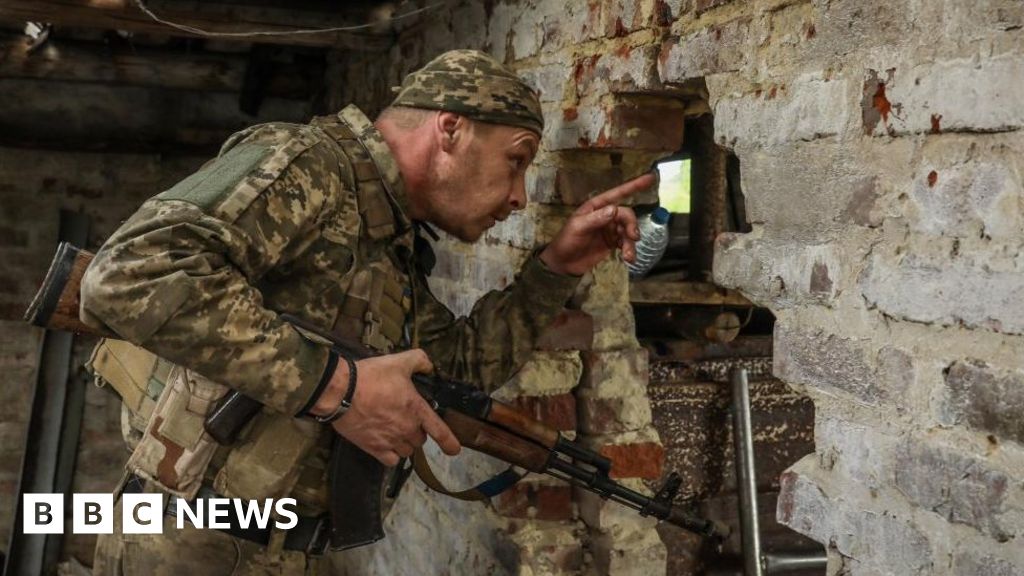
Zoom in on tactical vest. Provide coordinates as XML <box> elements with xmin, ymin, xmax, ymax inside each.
<box><xmin>88</xmin><ymin>112</ymin><xmax>416</xmax><ymax>512</ymax></box>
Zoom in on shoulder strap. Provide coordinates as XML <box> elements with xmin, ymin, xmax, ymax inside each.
<box><xmin>411</xmin><ymin>447</ymin><xmax>525</xmax><ymax>501</ymax></box>
<box><xmin>312</xmin><ymin>116</ymin><xmax>397</xmax><ymax>240</ymax></box>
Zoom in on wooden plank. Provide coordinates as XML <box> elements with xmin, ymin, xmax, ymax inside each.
<box><xmin>642</xmin><ymin>335</ymin><xmax>773</xmax><ymax>363</ymax></box>
<box><xmin>630</xmin><ymin>280</ymin><xmax>753</xmax><ymax>306</ymax></box>
<box><xmin>0</xmin><ymin>77</ymin><xmax>309</xmax><ymax>154</ymax></box>
<box><xmin>0</xmin><ymin>0</ymin><xmax>393</xmax><ymax>49</ymax></box>
<box><xmin>0</xmin><ymin>33</ymin><xmax>318</xmax><ymax>97</ymax></box>
<box><xmin>689</xmin><ymin>114</ymin><xmax>728</xmax><ymax>278</ymax></box>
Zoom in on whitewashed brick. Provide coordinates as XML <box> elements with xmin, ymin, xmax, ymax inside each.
<box><xmin>519</xmin><ymin>62</ymin><xmax>572</xmax><ymax>103</ymax></box>
<box><xmin>773</xmin><ymin>321</ymin><xmax>880</xmax><ymax>401</ymax></box>
<box><xmin>895</xmin><ymin>436</ymin><xmax>1024</xmax><ymax>542</ymax></box>
<box><xmin>907</xmin><ymin>139</ymin><xmax>1023</xmax><ymax>240</ymax></box>
<box><xmin>714</xmin><ymin>233</ymin><xmax>844</xmax><ymax>308</ymax></box>
<box><xmin>659</xmin><ymin>17</ymin><xmax>752</xmax><ymax>83</ymax></box>
<box><xmin>833</xmin><ymin>508</ymin><xmax>934</xmax><ymax>575</ymax></box>
<box><xmin>777</xmin><ymin>456</ymin><xmax>834</xmax><ymax>544</ymax></box>
<box><xmin>866</xmin><ymin>54</ymin><xmax>1024</xmax><ymax>136</ymax></box>
<box><xmin>714</xmin><ymin>71</ymin><xmax>858</xmax><ymax>148</ymax></box>
<box><xmin>860</xmin><ymin>249</ymin><xmax>1024</xmax><ymax>335</ymax></box>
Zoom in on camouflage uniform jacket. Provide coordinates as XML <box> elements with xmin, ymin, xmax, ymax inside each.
<box><xmin>80</xmin><ymin>105</ymin><xmax>579</xmax><ymax>511</ymax></box>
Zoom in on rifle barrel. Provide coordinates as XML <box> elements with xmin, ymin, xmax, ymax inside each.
<box><xmin>546</xmin><ymin>457</ymin><xmax>722</xmax><ymax>539</ymax></box>
<box><xmin>553</xmin><ymin>436</ymin><xmax>611</xmax><ymax>474</ymax></box>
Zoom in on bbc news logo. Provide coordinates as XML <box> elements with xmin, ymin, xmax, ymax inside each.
<box><xmin>24</xmin><ymin>494</ymin><xmax>299</xmax><ymax>534</ymax></box>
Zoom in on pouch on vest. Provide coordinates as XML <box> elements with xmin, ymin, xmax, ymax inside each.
<box><xmin>125</xmin><ymin>366</ymin><xmax>226</xmax><ymax>499</ymax></box>
<box><xmin>332</xmin><ymin>265</ymin><xmax>410</xmax><ymax>352</ymax></box>
<box><xmin>86</xmin><ymin>339</ymin><xmax>171</xmax><ymax>447</ymax></box>
<box><xmin>212</xmin><ymin>408</ymin><xmax>322</xmax><ymax>501</ymax></box>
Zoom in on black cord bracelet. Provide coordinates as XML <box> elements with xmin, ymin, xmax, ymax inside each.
<box><xmin>315</xmin><ymin>354</ymin><xmax>357</xmax><ymax>424</ymax></box>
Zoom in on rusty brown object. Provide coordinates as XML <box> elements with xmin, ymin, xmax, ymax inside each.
<box><xmin>689</xmin><ymin>114</ymin><xmax>728</xmax><ymax>282</ymax></box>
<box><xmin>24</xmin><ymin>243</ymin><xmax>109</xmax><ymax>337</ymax></box>
<box><xmin>488</xmin><ymin>401</ymin><xmax>560</xmax><ymax>449</ymax></box>
<box><xmin>704</xmin><ymin>312</ymin><xmax>742</xmax><ymax>343</ymax></box>
<box><xmin>643</xmin><ymin>335</ymin><xmax>774</xmax><ymax>364</ymax></box>
<box><xmin>442</xmin><ymin>410</ymin><xmax>551</xmax><ymax>473</ymax></box>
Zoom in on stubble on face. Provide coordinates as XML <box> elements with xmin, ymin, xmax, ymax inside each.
<box><xmin>424</xmin><ymin>142</ymin><xmax>486</xmax><ymax>242</ymax></box>
<box><xmin>422</xmin><ymin>120</ymin><xmax>539</xmax><ymax>243</ymax></box>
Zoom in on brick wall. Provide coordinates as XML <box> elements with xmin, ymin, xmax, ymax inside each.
<box><xmin>702</xmin><ymin>1</ymin><xmax>1024</xmax><ymax>573</ymax></box>
<box><xmin>329</xmin><ymin>0</ymin><xmax>1024</xmax><ymax>574</ymax></box>
<box><xmin>0</xmin><ymin>146</ymin><xmax>206</xmax><ymax>561</ymax></box>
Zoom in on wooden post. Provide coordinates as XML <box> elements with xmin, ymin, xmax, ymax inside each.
<box><xmin>689</xmin><ymin>114</ymin><xmax>728</xmax><ymax>282</ymax></box>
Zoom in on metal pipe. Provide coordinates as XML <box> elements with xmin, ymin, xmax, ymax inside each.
<box><xmin>707</xmin><ymin>550</ymin><xmax>829</xmax><ymax>576</ymax></box>
<box><xmin>731</xmin><ymin>368</ymin><xmax>764</xmax><ymax>576</ymax></box>
<box><xmin>763</xmin><ymin>551</ymin><xmax>828</xmax><ymax>574</ymax></box>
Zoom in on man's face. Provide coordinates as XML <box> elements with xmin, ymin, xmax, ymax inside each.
<box><xmin>425</xmin><ymin>119</ymin><xmax>539</xmax><ymax>242</ymax></box>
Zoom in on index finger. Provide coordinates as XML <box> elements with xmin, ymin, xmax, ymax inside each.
<box><xmin>419</xmin><ymin>402</ymin><xmax>462</xmax><ymax>456</ymax></box>
<box><xmin>580</xmin><ymin>172</ymin><xmax>657</xmax><ymax>213</ymax></box>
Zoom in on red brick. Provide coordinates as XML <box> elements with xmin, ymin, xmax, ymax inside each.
<box><xmin>555</xmin><ymin>164</ymin><xmax>624</xmax><ymax>206</ymax></box>
<box><xmin>494</xmin><ymin>482</ymin><xmax>574</xmax><ymax>521</ymax></box>
<box><xmin>895</xmin><ymin>436</ymin><xmax>1013</xmax><ymax>541</ymax></box>
<box><xmin>777</xmin><ymin>469</ymin><xmax>833</xmax><ymax>543</ymax></box>
<box><xmin>537</xmin><ymin>310</ymin><xmax>593</xmax><ymax>351</ymax></box>
<box><xmin>579</xmin><ymin>395</ymin><xmax>621</xmax><ymax>434</ymax></box>
<box><xmin>578</xmin><ymin>394</ymin><xmax>650</xmax><ymax>435</ymax></box>
<box><xmin>555</xmin><ymin>99</ymin><xmax>685</xmax><ymax>153</ymax></box>
<box><xmin>943</xmin><ymin>359</ymin><xmax>1024</xmax><ymax>445</ymax></box>
<box><xmin>592</xmin><ymin>99</ymin><xmax>685</xmax><ymax>151</ymax></box>
<box><xmin>510</xmin><ymin>394</ymin><xmax>577</xmax><ymax>432</ymax></box>
<box><xmin>599</xmin><ymin>441</ymin><xmax>665</xmax><ymax>479</ymax></box>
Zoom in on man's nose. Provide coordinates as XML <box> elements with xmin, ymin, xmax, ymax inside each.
<box><xmin>509</xmin><ymin>182</ymin><xmax>527</xmax><ymax>211</ymax></box>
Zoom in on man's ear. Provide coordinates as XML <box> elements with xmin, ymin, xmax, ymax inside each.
<box><xmin>436</xmin><ymin>112</ymin><xmax>463</xmax><ymax>152</ymax></box>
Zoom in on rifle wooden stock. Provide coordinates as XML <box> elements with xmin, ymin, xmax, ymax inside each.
<box><xmin>487</xmin><ymin>402</ymin><xmax>559</xmax><ymax>449</ymax></box>
<box><xmin>24</xmin><ymin>243</ymin><xmax>109</xmax><ymax>337</ymax></box>
<box><xmin>442</xmin><ymin>410</ymin><xmax>550</xmax><ymax>473</ymax></box>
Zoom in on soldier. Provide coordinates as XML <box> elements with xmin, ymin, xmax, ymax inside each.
<box><xmin>82</xmin><ymin>50</ymin><xmax>653</xmax><ymax>574</ymax></box>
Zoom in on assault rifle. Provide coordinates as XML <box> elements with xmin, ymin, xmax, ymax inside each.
<box><xmin>26</xmin><ymin>242</ymin><xmax>726</xmax><ymax>550</ymax></box>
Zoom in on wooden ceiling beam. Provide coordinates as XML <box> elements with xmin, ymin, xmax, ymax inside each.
<box><xmin>0</xmin><ymin>76</ymin><xmax>312</xmax><ymax>155</ymax></box>
<box><xmin>0</xmin><ymin>33</ymin><xmax>320</xmax><ymax>98</ymax></box>
<box><xmin>0</xmin><ymin>0</ymin><xmax>394</xmax><ymax>50</ymax></box>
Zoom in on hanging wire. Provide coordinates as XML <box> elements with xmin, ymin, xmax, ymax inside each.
<box><xmin>737</xmin><ymin>305</ymin><xmax>756</xmax><ymax>329</ymax></box>
<box><xmin>132</xmin><ymin>0</ymin><xmax>444</xmax><ymax>38</ymax></box>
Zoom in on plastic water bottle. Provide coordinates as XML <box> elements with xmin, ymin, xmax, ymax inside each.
<box><xmin>627</xmin><ymin>207</ymin><xmax>670</xmax><ymax>279</ymax></box>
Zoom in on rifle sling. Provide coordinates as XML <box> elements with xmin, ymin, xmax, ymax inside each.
<box><xmin>411</xmin><ymin>448</ymin><xmax>524</xmax><ymax>501</ymax></box>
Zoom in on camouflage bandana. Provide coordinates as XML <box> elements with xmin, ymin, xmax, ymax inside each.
<box><xmin>390</xmin><ymin>50</ymin><xmax>544</xmax><ymax>135</ymax></box>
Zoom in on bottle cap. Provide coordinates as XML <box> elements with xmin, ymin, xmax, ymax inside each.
<box><xmin>651</xmin><ymin>207</ymin><xmax>670</xmax><ymax>225</ymax></box>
